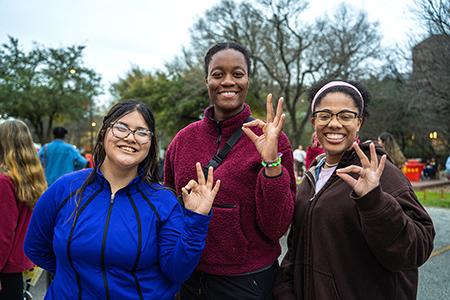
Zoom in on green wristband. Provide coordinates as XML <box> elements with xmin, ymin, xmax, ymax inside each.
<box><xmin>261</xmin><ymin>155</ymin><xmax>282</xmax><ymax>168</ymax></box>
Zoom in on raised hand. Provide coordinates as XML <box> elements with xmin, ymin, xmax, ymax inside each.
<box><xmin>182</xmin><ymin>162</ymin><xmax>221</xmax><ymax>215</ymax></box>
<box><xmin>242</xmin><ymin>93</ymin><xmax>285</xmax><ymax>162</ymax></box>
<box><xmin>336</xmin><ymin>142</ymin><xmax>387</xmax><ymax>198</ymax></box>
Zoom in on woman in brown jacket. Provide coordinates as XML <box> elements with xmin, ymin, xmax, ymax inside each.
<box><xmin>274</xmin><ymin>80</ymin><xmax>435</xmax><ymax>300</ymax></box>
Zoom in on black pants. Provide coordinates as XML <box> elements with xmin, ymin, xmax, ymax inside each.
<box><xmin>180</xmin><ymin>263</ymin><xmax>278</xmax><ymax>300</ymax></box>
<box><xmin>0</xmin><ymin>272</ymin><xmax>23</xmax><ymax>300</ymax></box>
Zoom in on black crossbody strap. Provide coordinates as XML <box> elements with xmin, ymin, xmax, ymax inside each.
<box><xmin>203</xmin><ymin>116</ymin><xmax>254</xmax><ymax>178</ymax></box>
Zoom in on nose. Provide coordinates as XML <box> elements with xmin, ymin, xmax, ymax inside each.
<box><xmin>123</xmin><ymin>131</ymin><xmax>138</xmax><ymax>143</ymax></box>
<box><xmin>221</xmin><ymin>73</ymin><xmax>235</xmax><ymax>86</ymax></box>
<box><xmin>327</xmin><ymin>115</ymin><xmax>342</xmax><ymax>127</ymax></box>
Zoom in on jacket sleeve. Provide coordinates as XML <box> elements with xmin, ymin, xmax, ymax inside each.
<box><xmin>158</xmin><ymin>204</ymin><xmax>210</xmax><ymax>283</ymax></box>
<box><xmin>354</xmin><ymin>168</ymin><xmax>435</xmax><ymax>272</ymax></box>
<box><xmin>273</xmin><ymin>226</ymin><xmax>297</xmax><ymax>300</ymax></box>
<box><xmin>71</xmin><ymin>148</ymin><xmax>88</xmax><ymax>170</ymax></box>
<box><xmin>24</xmin><ymin>184</ymin><xmax>59</xmax><ymax>273</ymax></box>
<box><xmin>0</xmin><ymin>176</ymin><xmax>18</xmax><ymax>271</ymax></box>
<box><xmin>255</xmin><ymin>134</ymin><xmax>296</xmax><ymax>241</ymax></box>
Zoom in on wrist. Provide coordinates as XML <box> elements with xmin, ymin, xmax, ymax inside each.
<box><xmin>261</xmin><ymin>153</ymin><xmax>282</xmax><ymax>168</ymax></box>
<box><xmin>264</xmin><ymin>165</ymin><xmax>282</xmax><ymax>177</ymax></box>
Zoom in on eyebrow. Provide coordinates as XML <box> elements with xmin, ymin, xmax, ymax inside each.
<box><xmin>314</xmin><ymin>109</ymin><xmax>358</xmax><ymax>113</ymax></box>
<box><xmin>210</xmin><ymin>66</ymin><xmax>247</xmax><ymax>73</ymax></box>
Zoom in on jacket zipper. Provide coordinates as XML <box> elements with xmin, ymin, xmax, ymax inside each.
<box><xmin>303</xmin><ymin>172</ymin><xmax>316</xmax><ymax>298</ymax></box>
<box><xmin>215</xmin><ymin>121</ymin><xmax>222</xmax><ymax>153</ymax></box>
<box><xmin>101</xmin><ymin>193</ymin><xmax>115</xmax><ymax>300</ymax></box>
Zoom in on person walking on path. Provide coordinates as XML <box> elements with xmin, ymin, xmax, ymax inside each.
<box><xmin>274</xmin><ymin>80</ymin><xmax>435</xmax><ymax>300</ymax></box>
<box><xmin>164</xmin><ymin>42</ymin><xmax>296</xmax><ymax>299</ymax></box>
<box><xmin>25</xmin><ymin>100</ymin><xmax>220</xmax><ymax>299</ymax></box>
<box><xmin>293</xmin><ymin>145</ymin><xmax>306</xmax><ymax>178</ymax></box>
<box><xmin>38</xmin><ymin>127</ymin><xmax>87</xmax><ymax>185</ymax></box>
<box><xmin>0</xmin><ymin>120</ymin><xmax>47</xmax><ymax>300</ymax></box>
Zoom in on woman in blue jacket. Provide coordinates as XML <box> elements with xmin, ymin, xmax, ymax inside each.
<box><xmin>25</xmin><ymin>100</ymin><xmax>220</xmax><ymax>300</ymax></box>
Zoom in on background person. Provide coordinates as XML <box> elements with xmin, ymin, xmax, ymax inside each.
<box><xmin>25</xmin><ymin>100</ymin><xmax>220</xmax><ymax>299</ymax></box>
<box><xmin>293</xmin><ymin>145</ymin><xmax>306</xmax><ymax>178</ymax></box>
<box><xmin>164</xmin><ymin>42</ymin><xmax>296</xmax><ymax>299</ymax></box>
<box><xmin>38</xmin><ymin>126</ymin><xmax>88</xmax><ymax>185</ymax></box>
<box><xmin>378</xmin><ymin>131</ymin><xmax>407</xmax><ymax>169</ymax></box>
<box><xmin>274</xmin><ymin>80</ymin><xmax>434</xmax><ymax>300</ymax></box>
<box><xmin>445</xmin><ymin>155</ymin><xmax>450</xmax><ymax>179</ymax></box>
<box><xmin>304</xmin><ymin>132</ymin><xmax>325</xmax><ymax>170</ymax></box>
<box><xmin>0</xmin><ymin>120</ymin><xmax>47</xmax><ymax>300</ymax></box>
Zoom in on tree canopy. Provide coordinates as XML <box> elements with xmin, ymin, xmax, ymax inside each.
<box><xmin>0</xmin><ymin>36</ymin><xmax>102</xmax><ymax>143</ymax></box>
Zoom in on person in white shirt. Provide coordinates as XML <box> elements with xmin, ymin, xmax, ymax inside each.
<box><xmin>293</xmin><ymin>145</ymin><xmax>306</xmax><ymax>178</ymax></box>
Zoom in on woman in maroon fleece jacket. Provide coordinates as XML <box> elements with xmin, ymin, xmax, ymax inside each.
<box><xmin>164</xmin><ymin>42</ymin><xmax>296</xmax><ymax>299</ymax></box>
<box><xmin>0</xmin><ymin>120</ymin><xmax>47</xmax><ymax>299</ymax></box>
<box><xmin>274</xmin><ymin>80</ymin><xmax>435</xmax><ymax>299</ymax></box>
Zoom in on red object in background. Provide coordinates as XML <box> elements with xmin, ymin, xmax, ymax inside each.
<box><xmin>305</xmin><ymin>146</ymin><xmax>325</xmax><ymax>169</ymax></box>
<box><xmin>402</xmin><ymin>159</ymin><xmax>425</xmax><ymax>182</ymax></box>
<box><xmin>85</xmin><ymin>153</ymin><xmax>94</xmax><ymax>168</ymax></box>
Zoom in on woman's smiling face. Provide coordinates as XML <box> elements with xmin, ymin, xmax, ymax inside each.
<box><xmin>206</xmin><ymin>49</ymin><xmax>249</xmax><ymax>121</ymax></box>
<box><xmin>102</xmin><ymin>110</ymin><xmax>151</xmax><ymax>173</ymax></box>
<box><xmin>312</xmin><ymin>92</ymin><xmax>362</xmax><ymax>163</ymax></box>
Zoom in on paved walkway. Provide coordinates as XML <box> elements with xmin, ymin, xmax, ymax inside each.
<box><xmin>418</xmin><ymin>207</ymin><xmax>450</xmax><ymax>299</ymax></box>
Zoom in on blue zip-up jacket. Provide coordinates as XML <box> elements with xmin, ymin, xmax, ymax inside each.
<box><xmin>25</xmin><ymin>169</ymin><xmax>211</xmax><ymax>300</ymax></box>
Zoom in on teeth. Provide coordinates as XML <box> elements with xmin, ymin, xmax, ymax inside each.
<box><xmin>120</xmin><ymin>146</ymin><xmax>136</xmax><ymax>153</ymax></box>
<box><xmin>326</xmin><ymin>133</ymin><xmax>345</xmax><ymax>139</ymax></box>
<box><xmin>221</xmin><ymin>91</ymin><xmax>237</xmax><ymax>96</ymax></box>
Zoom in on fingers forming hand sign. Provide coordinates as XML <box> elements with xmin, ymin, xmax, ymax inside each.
<box><xmin>336</xmin><ymin>142</ymin><xmax>387</xmax><ymax>198</ymax></box>
<box><xmin>182</xmin><ymin>162</ymin><xmax>221</xmax><ymax>215</ymax></box>
<box><xmin>242</xmin><ymin>94</ymin><xmax>286</xmax><ymax>162</ymax></box>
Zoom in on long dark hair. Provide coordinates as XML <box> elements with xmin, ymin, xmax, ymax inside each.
<box><xmin>75</xmin><ymin>100</ymin><xmax>160</xmax><ymax>207</ymax></box>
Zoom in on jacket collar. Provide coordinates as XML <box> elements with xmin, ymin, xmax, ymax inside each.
<box><xmin>94</xmin><ymin>167</ymin><xmax>145</xmax><ymax>194</ymax></box>
<box><xmin>202</xmin><ymin>103</ymin><xmax>252</xmax><ymax>137</ymax></box>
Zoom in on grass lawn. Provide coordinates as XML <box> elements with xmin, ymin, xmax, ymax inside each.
<box><xmin>414</xmin><ymin>188</ymin><xmax>450</xmax><ymax>208</ymax></box>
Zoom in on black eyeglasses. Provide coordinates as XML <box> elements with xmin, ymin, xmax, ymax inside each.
<box><xmin>313</xmin><ymin>110</ymin><xmax>359</xmax><ymax>125</ymax></box>
<box><xmin>110</xmin><ymin>122</ymin><xmax>153</xmax><ymax>144</ymax></box>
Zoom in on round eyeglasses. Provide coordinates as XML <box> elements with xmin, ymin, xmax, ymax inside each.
<box><xmin>110</xmin><ymin>122</ymin><xmax>153</xmax><ymax>144</ymax></box>
<box><xmin>313</xmin><ymin>110</ymin><xmax>359</xmax><ymax>126</ymax></box>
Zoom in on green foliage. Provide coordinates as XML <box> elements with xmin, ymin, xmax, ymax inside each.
<box><xmin>0</xmin><ymin>36</ymin><xmax>102</xmax><ymax>143</ymax></box>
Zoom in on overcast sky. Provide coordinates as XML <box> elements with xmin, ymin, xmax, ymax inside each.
<box><xmin>0</xmin><ymin>0</ymin><xmax>420</xmax><ymax>103</ymax></box>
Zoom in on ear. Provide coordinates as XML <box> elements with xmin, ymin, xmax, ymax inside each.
<box><xmin>356</xmin><ymin>117</ymin><xmax>362</xmax><ymax>132</ymax></box>
<box><xmin>311</xmin><ymin>117</ymin><xmax>316</xmax><ymax>129</ymax></box>
<box><xmin>204</xmin><ymin>77</ymin><xmax>208</xmax><ymax>85</ymax></box>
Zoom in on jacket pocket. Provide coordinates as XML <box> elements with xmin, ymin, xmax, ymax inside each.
<box><xmin>201</xmin><ymin>204</ymin><xmax>248</xmax><ymax>265</ymax></box>
<box><xmin>312</xmin><ymin>269</ymin><xmax>341</xmax><ymax>300</ymax></box>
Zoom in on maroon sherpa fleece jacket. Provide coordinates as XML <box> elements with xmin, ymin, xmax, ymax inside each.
<box><xmin>0</xmin><ymin>174</ymin><xmax>34</xmax><ymax>273</ymax></box>
<box><xmin>164</xmin><ymin>104</ymin><xmax>296</xmax><ymax>275</ymax></box>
